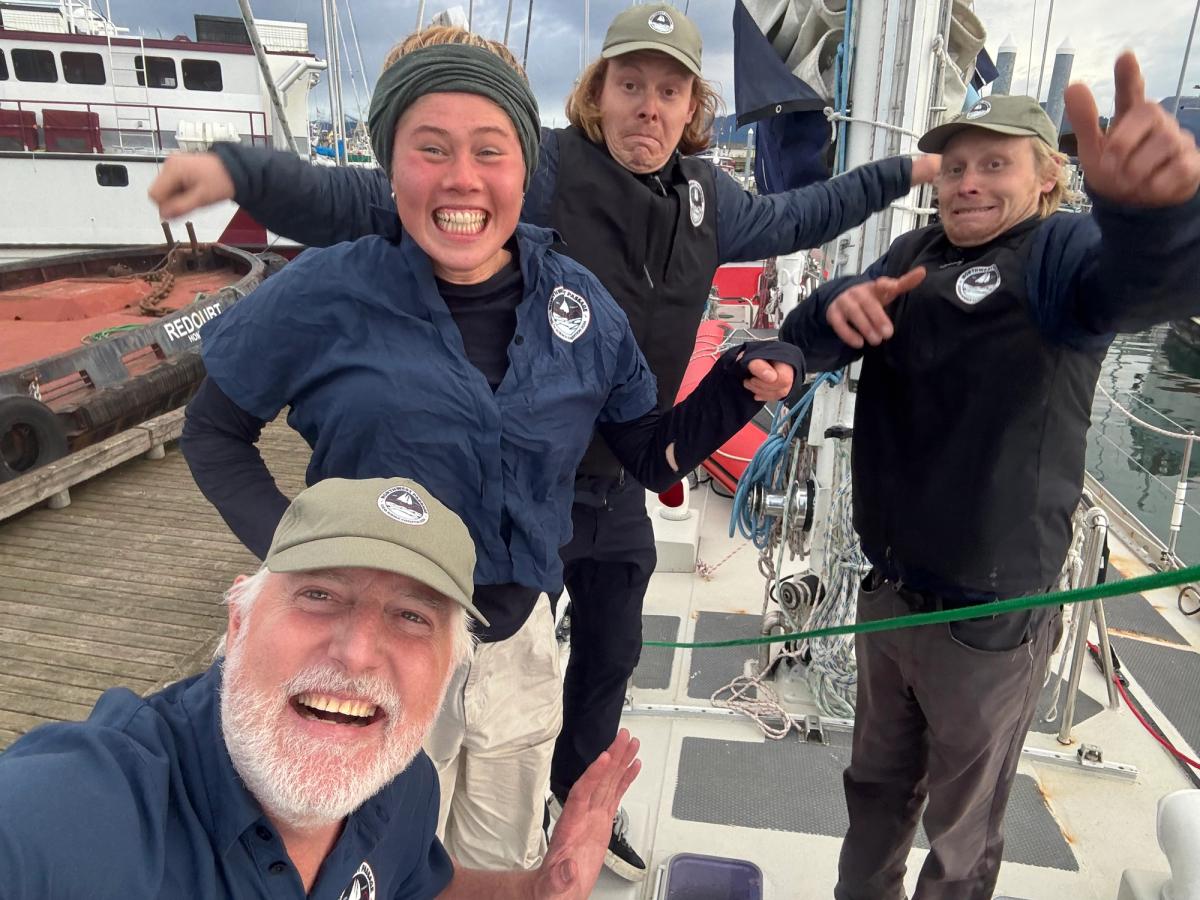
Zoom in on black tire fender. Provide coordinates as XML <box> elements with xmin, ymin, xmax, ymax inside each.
<box><xmin>0</xmin><ymin>396</ymin><xmax>69</xmax><ymax>483</ymax></box>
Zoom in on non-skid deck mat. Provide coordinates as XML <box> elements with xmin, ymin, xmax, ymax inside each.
<box><xmin>687</xmin><ymin>612</ymin><xmax>762</xmax><ymax>699</ymax></box>
<box><xmin>672</xmin><ymin>732</ymin><xmax>1078</xmax><ymax>871</ymax></box>
<box><xmin>635</xmin><ymin>615</ymin><xmax>681</xmax><ymax>690</ymax></box>
<box><xmin>1110</xmin><ymin>636</ymin><xmax>1200</xmax><ymax>754</ymax></box>
<box><xmin>1101</xmin><ymin>568</ymin><xmax>1187</xmax><ymax>645</ymax></box>
<box><xmin>1029</xmin><ymin>676</ymin><xmax>1104</xmax><ymax>735</ymax></box>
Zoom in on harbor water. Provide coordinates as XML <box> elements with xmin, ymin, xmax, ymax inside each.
<box><xmin>1088</xmin><ymin>323</ymin><xmax>1200</xmax><ymax>564</ymax></box>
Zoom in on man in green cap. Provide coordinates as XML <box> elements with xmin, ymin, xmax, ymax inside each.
<box><xmin>782</xmin><ymin>53</ymin><xmax>1200</xmax><ymax>899</ymax></box>
<box><xmin>0</xmin><ymin>477</ymin><xmax>641</xmax><ymax>899</ymax></box>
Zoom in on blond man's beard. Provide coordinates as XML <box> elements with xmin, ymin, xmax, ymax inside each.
<box><xmin>219</xmin><ymin>634</ymin><xmax>444</xmax><ymax>829</ymax></box>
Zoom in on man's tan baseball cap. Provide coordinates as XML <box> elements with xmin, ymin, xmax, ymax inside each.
<box><xmin>602</xmin><ymin>3</ymin><xmax>702</xmax><ymax>76</ymax></box>
<box><xmin>918</xmin><ymin>94</ymin><xmax>1058</xmax><ymax>153</ymax></box>
<box><xmin>265</xmin><ymin>477</ymin><xmax>487</xmax><ymax>625</ymax></box>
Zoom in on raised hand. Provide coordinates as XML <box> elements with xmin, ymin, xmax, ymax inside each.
<box><xmin>534</xmin><ymin>730</ymin><xmax>641</xmax><ymax>900</ymax></box>
<box><xmin>1064</xmin><ymin>52</ymin><xmax>1200</xmax><ymax>208</ymax></box>
<box><xmin>148</xmin><ymin>152</ymin><xmax>237</xmax><ymax>220</ymax></box>
<box><xmin>826</xmin><ymin>266</ymin><xmax>926</xmax><ymax>349</ymax></box>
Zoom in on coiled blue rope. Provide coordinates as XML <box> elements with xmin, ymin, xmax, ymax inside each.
<box><xmin>730</xmin><ymin>371</ymin><xmax>843</xmax><ymax>547</ymax></box>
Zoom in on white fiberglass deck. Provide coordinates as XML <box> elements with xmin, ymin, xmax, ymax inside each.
<box><xmin>588</xmin><ymin>484</ymin><xmax>1200</xmax><ymax>900</ymax></box>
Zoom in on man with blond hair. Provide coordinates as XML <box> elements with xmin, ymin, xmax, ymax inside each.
<box><xmin>782</xmin><ymin>55</ymin><xmax>1200</xmax><ymax>900</ymax></box>
<box><xmin>150</xmin><ymin>8</ymin><xmax>936</xmax><ymax>878</ymax></box>
<box><xmin>0</xmin><ymin>478</ymin><xmax>639</xmax><ymax>899</ymax></box>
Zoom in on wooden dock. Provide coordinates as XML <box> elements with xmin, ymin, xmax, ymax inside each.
<box><xmin>0</xmin><ymin>421</ymin><xmax>309</xmax><ymax>749</ymax></box>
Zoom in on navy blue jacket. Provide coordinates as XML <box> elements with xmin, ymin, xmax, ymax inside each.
<box><xmin>0</xmin><ymin>665</ymin><xmax>452</xmax><ymax>899</ymax></box>
<box><xmin>190</xmin><ymin>224</ymin><xmax>800</xmax><ymax>606</ymax></box>
<box><xmin>782</xmin><ymin>190</ymin><xmax>1200</xmax><ymax>597</ymax></box>
<box><xmin>212</xmin><ymin>133</ymin><xmax>911</xmax><ymax>263</ymax></box>
<box><xmin>783</xmin><ymin>193</ymin><xmax>1200</xmax><ymax>369</ymax></box>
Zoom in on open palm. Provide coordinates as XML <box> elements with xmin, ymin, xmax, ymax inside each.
<box><xmin>534</xmin><ymin>730</ymin><xmax>641</xmax><ymax>900</ymax></box>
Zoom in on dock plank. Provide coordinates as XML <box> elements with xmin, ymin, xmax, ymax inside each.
<box><xmin>0</xmin><ymin>655</ymin><xmax>156</xmax><ymax>694</ymax></box>
<box><xmin>0</xmin><ymin>672</ymin><xmax>116</xmax><ymax>707</ymax></box>
<box><xmin>0</xmin><ymin>638</ymin><xmax>171</xmax><ymax>683</ymax></box>
<box><xmin>0</xmin><ymin>421</ymin><xmax>309</xmax><ymax>749</ymax></box>
<box><xmin>0</xmin><ymin>598</ymin><xmax>212</xmax><ymax>643</ymax></box>
<box><xmin>0</xmin><ymin>688</ymin><xmax>94</xmax><ymax>723</ymax></box>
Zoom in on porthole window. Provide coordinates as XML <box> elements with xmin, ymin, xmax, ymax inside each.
<box><xmin>182</xmin><ymin>59</ymin><xmax>222</xmax><ymax>92</ymax></box>
<box><xmin>135</xmin><ymin>55</ymin><xmax>177</xmax><ymax>89</ymax></box>
<box><xmin>13</xmin><ymin>48</ymin><xmax>57</xmax><ymax>83</ymax></box>
<box><xmin>62</xmin><ymin>51</ymin><xmax>106</xmax><ymax>85</ymax></box>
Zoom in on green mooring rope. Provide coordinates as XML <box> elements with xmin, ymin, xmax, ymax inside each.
<box><xmin>643</xmin><ymin>563</ymin><xmax>1200</xmax><ymax>649</ymax></box>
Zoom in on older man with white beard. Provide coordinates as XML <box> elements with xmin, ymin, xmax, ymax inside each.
<box><xmin>0</xmin><ymin>477</ymin><xmax>640</xmax><ymax>900</ymax></box>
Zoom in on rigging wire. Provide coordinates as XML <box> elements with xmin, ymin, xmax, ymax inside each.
<box><xmin>335</xmin><ymin>3</ymin><xmax>367</xmax><ymax>135</ymax></box>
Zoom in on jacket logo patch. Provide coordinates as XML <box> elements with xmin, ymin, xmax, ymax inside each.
<box><xmin>688</xmin><ymin>179</ymin><xmax>705</xmax><ymax>227</ymax></box>
<box><xmin>548</xmin><ymin>286</ymin><xmax>591</xmax><ymax>343</ymax></box>
<box><xmin>964</xmin><ymin>99</ymin><xmax>991</xmax><ymax>120</ymax></box>
<box><xmin>648</xmin><ymin>11</ymin><xmax>674</xmax><ymax>33</ymax></box>
<box><xmin>339</xmin><ymin>861</ymin><xmax>376</xmax><ymax>900</ymax></box>
<box><xmin>377</xmin><ymin>486</ymin><xmax>429</xmax><ymax>525</ymax></box>
<box><xmin>955</xmin><ymin>264</ymin><xmax>1002</xmax><ymax>305</ymax></box>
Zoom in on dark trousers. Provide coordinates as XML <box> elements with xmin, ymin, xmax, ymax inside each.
<box><xmin>835</xmin><ymin>573</ymin><xmax>1062</xmax><ymax>900</ymax></box>
<box><xmin>549</xmin><ymin>478</ymin><xmax>656</xmax><ymax>800</ymax></box>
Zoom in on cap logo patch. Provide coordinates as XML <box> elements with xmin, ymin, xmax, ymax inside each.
<box><xmin>648</xmin><ymin>11</ymin><xmax>674</xmax><ymax>33</ymax></box>
<box><xmin>339</xmin><ymin>861</ymin><xmax>376</xmax><ymax>900</ymax></box>
<box><xmin>377</xmin><ymin>486</ymin><xmax>429</xmax><ymax>525</ymax></box>
<box><xmin>688</xmin><ymin>179</ymin><xmax>705</xmax><ymax>227</ymax></box>
<box><xmin>965</xmin><ymin>99</ymin><xmax>991</xmax><ymax>120</ymax></box>
<box><xmin>548</xmin><ymin>286</ymin><xmax>591</xmax><ymax>343</ymax></box>
<box><xmin>955</xmin><ymin>264</ymin><xmax>1002</xmax><ymax>305</ymax></box>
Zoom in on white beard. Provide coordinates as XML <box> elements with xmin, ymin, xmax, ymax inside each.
<box><xmin>219</xmin><ymin>637</ymin><xmax>441</xmax><ymax>830</ymax></box>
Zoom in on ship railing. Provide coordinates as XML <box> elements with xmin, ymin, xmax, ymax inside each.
<box><xmin>1050</xmin><ymin>507</ymin><xmax>1121</xmax><ymax>745</ymax></box>
<box><xmin>0</xmin><ymin>97</ymin><xmax>268</xmax><ymax>154</ymax></box>
<box><xmin>1094</xmin><ymin>381</ymin><xmax>1195</xmax><ymax>585</ymax></box>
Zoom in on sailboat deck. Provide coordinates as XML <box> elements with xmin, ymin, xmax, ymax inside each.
<box><xmin>1</xmin><ymin>427</ymin><xmax>1199</xmax><ymax>898</ymax></box>
<box><xmin>0</xmin><ymin>423</ymin><xmax>309</xmax><ymax>747</ymax></box>
<box><xmin>585</xmin><ymin>486</ymin><xmax>1200</xmax><ymax>899</ymax></box>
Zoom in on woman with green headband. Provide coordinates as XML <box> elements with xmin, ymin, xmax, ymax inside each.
<box><xmin>183</xmin><ymin>31</ymin><xmax>804</xmax><ymax>874</ymax></box>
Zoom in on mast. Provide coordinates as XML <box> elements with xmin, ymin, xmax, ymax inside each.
<box><xmin>1024</xmin><ymin>0</ymin><xmax>1038</xmax><ymax>94</ymax></box>
<box><xmin>1174</xmin><ymin>0</ymin><xmax>1200</xmax><ymax>118</ymax></box>
<box><xmin>236</xmin><ymin>0</ymin><xmax>298</xmax><ymax>152</ymax></box>
<box><xmin>1034</xmin><ymin>0</ymin><xmax>1057</xmax><ymax>100</ymax></box>
<box><xmin>343</xmin><ymin>0</ymin><xmax>374</xmax><ymax>101</ymax></box>
<box><xmin>503</xmin><ymin>0</ymin><xmax>515</xmax><ymax>44</ymax></box>
<box><xmin>321</xmin><ymin>0</ymin><xmax>347</xmax><ymax>164</ymax></box>
<box><xmin>522</xmin><ymin>0</ymin><xmax>535</xmax><ymax>69</ymax></box>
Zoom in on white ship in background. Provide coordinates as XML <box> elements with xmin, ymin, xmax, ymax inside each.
<box><xmin>0</xmin><ymin>0</ymin><xmax>325</xmax><ymax>259</ymax></box>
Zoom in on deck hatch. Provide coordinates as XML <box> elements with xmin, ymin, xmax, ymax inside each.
<box><xmin>672</xmin><ymin>732</ymin><xmax>1078</xmax><ymax>870</ymax></box>
<box><xmin>633</xmin><ymin>615</ymin><xmax>680</xmax><ymax>690</ymax></box>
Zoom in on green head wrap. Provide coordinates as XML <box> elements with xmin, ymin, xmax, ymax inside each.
<box><xmin>368</xmin><ymin>43</ymin><xmax>540</xmax><ymax>189</ymax></box>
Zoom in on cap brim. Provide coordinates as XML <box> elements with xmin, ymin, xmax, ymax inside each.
<box><xmin>268</xmin><ymin>535</ymin><xmax>489</xmax><ymax>626</ymax></box>
<box><xmin>917</xmin><ymin>121</ymin><xmax>1047</xmax><ymax>153</ymax></box>
<box><xmin>601</xmin><ymin>40</ymin><xmax>701</xmax><ymax>75</ymax></box>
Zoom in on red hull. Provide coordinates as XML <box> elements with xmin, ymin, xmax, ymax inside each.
<box><xmin>676</xmin><ymin>319</ymin><xmax>770</xmax><ymax>493</ymax></box>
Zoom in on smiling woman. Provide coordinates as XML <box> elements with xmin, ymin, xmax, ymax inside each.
<box><xmin>389</xmin><ymin>94</ymin><xmax>527</xmax><ymax>283</ymax></box>
<box><xmin>182</xmin><ymin>23</ymin><xmax>803</xmax><ymax>873</ymax></box>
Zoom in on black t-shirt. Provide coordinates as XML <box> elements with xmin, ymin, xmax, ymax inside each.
<box><xmin>436</xmin><ymin>250</ymin><xmax>522</xmax><ymax>392</ymax></box>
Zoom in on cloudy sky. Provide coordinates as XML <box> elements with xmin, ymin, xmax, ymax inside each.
<box><xmin>109</xmin><ymin>0</ymin><xmax>1198</xmax><ymax>124</ymax></box>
